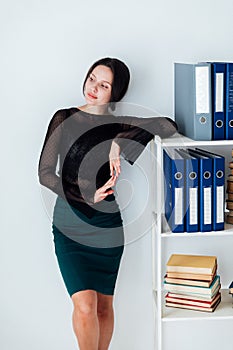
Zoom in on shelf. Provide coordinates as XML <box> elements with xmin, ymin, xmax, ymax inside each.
<box><xmin>160</xmin><ymin>134</ymin><xmax>233</xmax><ymax>147</ymax></box>
<box><xmin>156</xmin><ymin>213</ymin><xmax>233</xmax><ymax>237</ymax></box>
<box><xmin>161</xmin><ymin>229</ymin><xmax>233</xmax><ymax>238</ymax></box>
<box><xmin>152</xmin><ymin>136</ymin><xmax>233</xmax><ymax>350</ymax></box>
<box><xmin>160</xmin><ymin>289</ymin><xmax>233</xmax><ymax>322</ymax></box>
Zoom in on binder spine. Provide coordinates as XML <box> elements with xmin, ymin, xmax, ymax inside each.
<box><xmin>186</xmin><ymin>159</ymin><xmax>199</xmax><ymax>232</ymax></box>
<box><xmin>194</xmin><ymin>65</ymin><xmax>212</xmax><ymax>140</ymax></box>
<box><xmin>211</xmin><ymin>63</ymin><xmax>225</xmax><ymax>140</ymax></box>
<box><xmin>171</xmin><ymin>159</ymin><xmax>184</xmax><ymax>232</ymax></box>
<box><xmin>213</xmin><ymin>159</ymin><xmax>225</xmax><ymax>230</ymax></box>
<box><xmin>163</xmin><ymin>150</ymin><xmax>171</xmax><ymax>229</ymax></box>
<box><xmin>175</xmin><ymin>63</ymin><xmax>212</xmax><ymax>141</ymax></box>
<box><xmin>163</xmin><ymin>150</ymin><xmax>184</xmax><ymax>233</ymax></box>
<box><xmin>226</xmin><ymin>63</ymin><xmax>233</xmax><ymax>140</ymax></box>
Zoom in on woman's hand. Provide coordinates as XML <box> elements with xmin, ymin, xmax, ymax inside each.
<box><xmin>109</xmin><ymin>141</ymin><xmax>121</xmax><ymax>177</ymax></box>
<box><xmin>94</xmin><ymin>176</ymin><xmax>117</xmax><ymax>203</ymax></box>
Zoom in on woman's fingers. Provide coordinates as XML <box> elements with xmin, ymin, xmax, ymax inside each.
<box><xmin>99</xmin><ymin>189</ymin><xmax>114</xmax><ymax>199</ymax></box>
<box><xmin>109</xmin><ymin>140</ymin><xmax>121</xmax><ymax>177</ymax></box>
<box><xmin>110</xmin><ymin>162</ymin><xmax>114</xmax><ymax>177</ymax></box>
<box><xmin>115</xmin><ymin>159</ymin><xmax>121</xmax><ymax>177</ymax></box>
<box><xmin>94</xmin><ymin>175</ymin><xmax>118</xmax><ymax>203</ymax></box>
<box><xmin>99</xmin><ymin>176</ymin><xmax>115</xmax><ymax>194</ymax></box>
<box><xmin>103</xmin><ymin>175</ymin><xmax>116</xmax><ymax>189</ymax></box>
<box><xmin>110</xmin><ymin>159</ymin><xmax>121</xmax><ymax>177</ymax></box>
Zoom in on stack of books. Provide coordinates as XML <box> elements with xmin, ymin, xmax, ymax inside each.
<box><xmin>164</xmin><ymin>254</ymin><xmax>221</xmax><ymax>312</ymax></box>
<box><xmin>226</xmin><ymin>152</ymin><xmax>233</xmax><ymax>224</ymax></box>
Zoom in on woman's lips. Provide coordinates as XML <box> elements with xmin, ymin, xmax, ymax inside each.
<box><xmin>87</xmin><ymin>93</ymin><xmax>97</xmax><ymax>99</ymax></box>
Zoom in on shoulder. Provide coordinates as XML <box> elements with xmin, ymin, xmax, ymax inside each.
<box><xmin>52</xmin><ymin>107</ymin><xmax>74</xmax><ymax>119</ymax></box>
<box><xmin>50</xmin><ymin>107</ymin><xmax>77</xmax><ymax>124</ymax></box>
<box><xmin>44</xmin><ymin>108</ymin><xmax>71</xmax><ymax>134</ymax></box>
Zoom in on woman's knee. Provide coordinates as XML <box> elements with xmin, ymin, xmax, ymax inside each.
<box><xmin>97</xmin><ymin>293</ymin><xmax>113</xmax><ymax>318</ymax></box>
<box><xmin>72</xmin><ymin>289</ymin><xmax>98</xmax><ymax>317</ymax></box>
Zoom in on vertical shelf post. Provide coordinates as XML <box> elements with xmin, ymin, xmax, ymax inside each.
<box><xmin>152</xmin><ymin>136</ymin><xmax>163</xmax><ymax>350</ymax></box>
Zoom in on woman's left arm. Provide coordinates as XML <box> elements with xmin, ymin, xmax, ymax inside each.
<box><xmin>109</xmin><ymin>116</ymin><xmax>178</xmax><ymax>174</ymax></box>
<box><xmin>115</xmin><ymin>115</ymin><xmax>177</xmax><ymax>145</ymax></box>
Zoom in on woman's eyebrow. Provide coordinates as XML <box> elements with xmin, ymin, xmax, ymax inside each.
<box><xmin>91</xmin><ymin>73</ymin><xmax>112</xmax><ymax>85</ymax></box>
<box><xmin>103</xmin><ymin>80</ymin><xmax>112</xmax><ymax>85</ymax></box>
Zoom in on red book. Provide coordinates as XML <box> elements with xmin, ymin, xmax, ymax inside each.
<box><xmin>165</xmin><ymin>291</ymin><xmax>221</xmax><ymax>308</ymax></box>
<box><xmin>165</xmin><ymin>292</ymin><xmax>221</xmax><ymax>312</ymax></box>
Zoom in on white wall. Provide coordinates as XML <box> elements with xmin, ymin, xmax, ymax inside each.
<box><xmin>1</xmin><ymin>1</ymin><xmax>233</xmax><ymax>349</ymax></box>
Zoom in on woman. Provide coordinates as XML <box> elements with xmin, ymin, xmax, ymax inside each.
<box><xmin>38</xmin><ymin>57</ymin><xmax>177</xmax><ymax>350</ymax></box>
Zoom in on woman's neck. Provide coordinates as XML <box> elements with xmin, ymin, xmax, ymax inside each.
<box><xmin>78</xmin><ymin>104</ymin><xmax>109</xmax><ymax>115</ymax></box>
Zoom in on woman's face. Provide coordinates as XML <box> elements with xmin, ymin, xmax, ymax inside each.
<box><xmin>84</xmin><ymin>65</ymin><xmax>113</xmax><ymax>106</ymax></box>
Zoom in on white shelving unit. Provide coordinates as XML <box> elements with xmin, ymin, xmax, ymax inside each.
<box><xmin>151</xmin><ymin>135</ymin><xmax>233</xmax><ymax>350</ymax></box>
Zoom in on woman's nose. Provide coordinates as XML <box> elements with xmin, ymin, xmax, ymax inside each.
<box><xmin>91</xmin><ymin>82</ymin><xmax>98</xmax><ymax>92</ymax></box>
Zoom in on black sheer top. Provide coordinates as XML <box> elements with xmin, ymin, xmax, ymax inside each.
<box><xmin>38</xmin><ymin>107</ymin><xmax>177</xmax><ymax>217</ymax></box>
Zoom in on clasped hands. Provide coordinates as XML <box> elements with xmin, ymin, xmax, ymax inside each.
<box><xmin>94</xmin><ymin>141</ymin><xmax>121</xmax><ymax>203</ymax></box>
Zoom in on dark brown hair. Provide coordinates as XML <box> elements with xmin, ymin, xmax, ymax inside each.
<box><xmin>83</xmin><ymin>57</ymin><xmax>130</xmax><ymax>103</ymax></box>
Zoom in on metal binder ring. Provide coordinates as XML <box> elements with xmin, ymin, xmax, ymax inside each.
<box><xmin>216</xmin><ymin>120</ymin><xmax>223</xmax><ymax>128</ymax></box>
<box><xmin>229</xmin><ymin>120</ymin><xmax>233</xmax><ymax>127</ymax></box>
<box><xmin>216</xmin><ymin>170</ymin><xmax>224</xmax><ymax>179</ymax></box>
<box><xmin>175</xmin><ymin>172</ymin><xmax>182</xmax><ymax>180</ymax></box>
<box><xmin>204</xmin><ymin>171</ymin><xmax>211</xmax><ymax>179</ymax></box>
<box><xmin>199</xmin><ymin>116</ymin><xmax>207</xmax><ymax>124</ymax></box>
<box><xmin>189</xmin><ymin>172</ymin><xmax>197</xmax><ymax>180</ymax></box>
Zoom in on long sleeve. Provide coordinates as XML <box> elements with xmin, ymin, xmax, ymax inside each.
<box><xmin>114</xmin><ymin>116</ymin><xmax>177</xmax><ymax>164</ymax></box>
<box><xmin>38</xmin><ymin>109</ymin><xmax>66</xmax><ymax>197</ymax></box>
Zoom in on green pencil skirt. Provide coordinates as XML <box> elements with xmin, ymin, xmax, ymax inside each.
<box><xmin>52</xmin><ymin>196</ymin><xmax>124</xmax><ymax>297</ymax></box>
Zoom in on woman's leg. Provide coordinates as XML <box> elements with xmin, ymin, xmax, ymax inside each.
<box><xmin>71</xmin><ymin>290</ymin><xmax>99</xmax><ymax>350</ymax></box>
<box><xmin>97</xmin><ymin>292</ymin><xmax>114</xmax><ymax>350</ymax></box>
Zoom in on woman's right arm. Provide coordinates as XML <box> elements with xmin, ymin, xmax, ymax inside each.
<box><xmin>38</xmin><ymin>109</ymin><xmax>66</xmax><ymax>197</ymax></box>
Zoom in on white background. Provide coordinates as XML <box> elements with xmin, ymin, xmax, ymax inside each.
<box><xmin>1</xmin><ymin>0</ymin><xmax>233</xmax><ymax>349</ymax></box>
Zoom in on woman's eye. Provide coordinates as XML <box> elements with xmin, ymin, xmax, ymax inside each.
<box><xmin>89</xmin><ymin>76</ymin><xmax>94</xmax><ymax>81</ymax></box>
<box><xmin>101</xmin><ymin>84</ymin><xmax>109</xmax><ymax>89</ymax></box>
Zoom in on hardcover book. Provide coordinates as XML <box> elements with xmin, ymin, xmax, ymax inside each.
<box><xmin>164</xmin><ymin>274</ymin><xmax>215</xmax><ymax>287</ymax></box>
<box><xmin>165</xmin><ymin>297</ymin><xmax>221</xmax><ymax>313</ymax></box>
<box><xmin>164</xmin><ymin>275</ymin><xmax>220</xmax><ymax>296</ymax></box>
<box><xmin>166</xmin><ymin>269</ymin><xmax>216</xmax><ymax>281</ymax></box>
<box><xmin>166</xmin><ymin>286</ymin><xmax>221</xmax><ymax>301</ymax></box>
<box><xmin>165</xmin><ymin>291</ymin><xmax>221</xmax><ymax>308</ymax></box>
<box><xmin>166</xmin><ymin>254</ymin><xmax>217</xmax><ymax>275</ymax></box>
